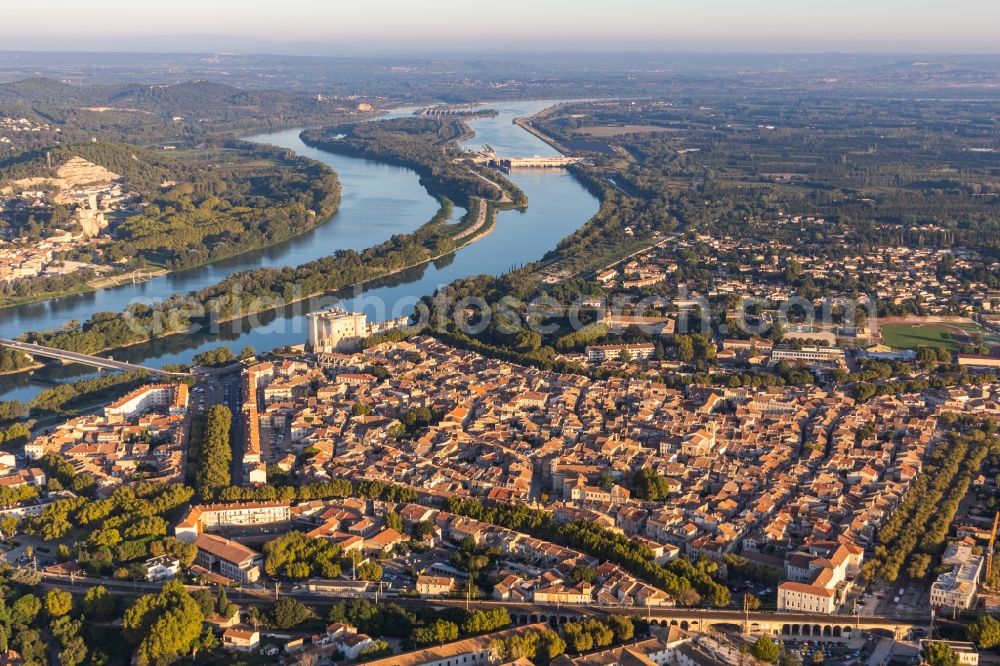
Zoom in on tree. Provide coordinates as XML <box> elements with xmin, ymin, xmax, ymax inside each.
<box><xmin>907</xmin><ymin>552</ymin><xmax>932</xmax><ymax>580</ymax></box>
<box><xmin>567</xmin><ymin>564</ymin><xmax>598</xmax><ymax>585</ymax></box>
<box><xmin>585</xmin><ymin>619</ymin><xmax>615</xmax><ymax>648</ymax></box>
<box><xmin>82</xmin><ymin>585</ymin><xmax>119</xmax><ymax>622</ymax></box>
<box><xmin>190</xmin><ymin>589</ymin><xmax>216</xmax><ymax>618</ymax></box>
<box><xmin>923</xmin><ymin>642</ymin><xmax>959</xmax><ymax>666</ymax></box>
<box><xmin>11</xmin><ymin>593</ymin><xmax>42</xmax><ymax>625</ymax></box>
<box><xmin>46</xmin><ymin>589</ymin><xmax>74</xmax><ymax>619</ymax></box>
<box><xmin>744</xmin><ymin>592</ymin><xmax>762</xmax><ymax>611</ymax></box>
<box><xmin>538</xmin><ymin>628</ymin><xmax>567</xmax><ymax>660</ymax></box>
<box><xmin>632</xmin><ymin>468</ymin><xmax>671</xmax><ymax>501</ymax></box>
<box><xmin>413</xmin><ymin>520</ymin><xmax>435</xmax><ymax>540</ymax></box>
<box><xmin>59</xmin><ymin>635</ymin><xmax>88</xmax><ymax>666</ymax></box>
<box><xmin>149</xmin><ymin>537</ymin><xmax>197</xmax><ymax>568</ymax></box>
<box><xmin>270</xmin><ymin>597</ymin><xmax>312</xmax><ymax>629</ymax></box>
<box><xmin>13</xmin><ymin>629</ymin><xmax>46</xmax><ymax>665</ymax></box>
<box><xmin>263</xmin><ymin>530</ymin><xmax>341</xmax><ymax>578</ymax></box>
<box><xmin>285</xmin><ymin>561</ymin><xmax>311</xmax><ymax>579</ymax></box>
<box><xmin>357</xmin><ymin>560</ymin><xmax>383</xmax><ymax>581</ymax></box>
<box><xmin>195</xmin><ymin>405</ymin><xmax>232</xmax><ymax>494</ymax></box>
<box><xmin>192</xmin><ymin>346</ymin><xmax>236</xmax><ymax>368</ymax></box>
<box><xmin>193</xmin><ymin>627</ymin><xmax>220</xmax><ymax>657</ymax></box>
<box><xmin>385</xmin><ymin>511</ymin><xmax>403</xmax><ymax>533</ymax></box>
<box><xmin>606</xmin><ymin>615</ymin><xmax>634</xmax><ymax>642</ymax></box>
<box><xmin>123</xmin><ymin>580</ymin><xmax>205</xmax><ymax>666</ymax></box>
<box><xmin>462</xmin><ymin>608</ymin><xmax>511</xmax><ymax>635</ymax></box>
<box><xmin>0</xmin><ymin>515</ymin><xmax>18</xmax><ymax>538</ymax></box>
<box><xmin>414</xmin><ymin>619</ymin><xmax>459</xmax><ymax>645</ymax></box>
<box><xmin>969</xmin><ymin>615</ymin><xmax>1000</xmax><ymax>650</ymax></box>
<box><xmin>769</xmin><ymin>320</ymin><xmax>785</xmax><ymax>343</ymax></box>
<box><xmin>359</xmin><ymin>639</ymin><xmax>391</xmax><ymax>659</ymax></box>
<box><xmin>752</xmin><ymin>637</ymin><xmax>780</xmax><ymax>663</ymax></box>
<box><xmin>563</xmin><ymin>622</ymin><xmax>594</xmax><ymax>653</ymax></box>
<box><xmin>216</xmin><ymin>587</ymin><xmax>237</xmax><ymax>620</ymax></box>
<box><xmin>11</xmin><ymin>567</ymin><xmax>41</xmax><ymax>585</ymax></box>
<box><xmin>676</xmin><ymin>335</ymin><xmax>695</xmax><ymax>362</ymax></box>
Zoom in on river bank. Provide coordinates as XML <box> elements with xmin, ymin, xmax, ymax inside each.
<box><xmin>4</xmin><ymin>199</ymin><xmax>500</xmax><ymax>373</ymax></box>
<box><xmin>513</xmin><ymin>106</ymin><xmax>572</xmax><ymax>155</ymax></box>
<box><xmin>0</xmin><ymin>146</ymin><xmax>343</xmax><ymax>313</ymax></box>
<box><xmin>0</xmin><ymin>101</ymin><xmax>601</xmax><ymax>404</ymax></box>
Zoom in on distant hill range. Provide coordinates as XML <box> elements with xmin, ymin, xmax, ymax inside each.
<box><xmin>0</xmin><ymin>78</ymin><xmax>371</xmax><ymax>149</ymax></box>
<box><xmin>0</xmin><ymin>77</ymin><xmax>324</xmax><ymax>117</ymax></box>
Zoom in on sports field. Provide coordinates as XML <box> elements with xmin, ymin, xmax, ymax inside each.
<box><xmin>880</xmin><ymin>321</ymin><xmax>993</xmax><ymax>351</ymax></box>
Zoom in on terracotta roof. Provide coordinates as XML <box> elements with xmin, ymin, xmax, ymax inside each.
<box><xmin>194</xmin><ymin>533</ymin><xmax>260</xmax><ymax>565</ymax></box>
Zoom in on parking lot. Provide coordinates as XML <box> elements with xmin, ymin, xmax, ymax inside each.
<box><xmin>780</xmin><ymin>634</ymin><xmax>880</xmax><ymax>666</ymax></box>
<box><xmin>848</xmin><ymin>581</ymin><xmax>928</xmax><ymax>620</ymax></box>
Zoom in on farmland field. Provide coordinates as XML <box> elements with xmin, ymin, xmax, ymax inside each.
<box><xmin>578</xmin><ymin>124</ymin><xmax>679</xmax><ymax>137</ymax></box>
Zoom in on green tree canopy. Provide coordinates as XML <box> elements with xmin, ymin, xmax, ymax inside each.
<box><xmin>752</xmin><ymin>637</ymin><xmax>780</xmax><ymax>663</ymax></box>
<box><xmin>123</xmin><ymin>580</ymin><xmax>205</xmax><ymax>666</ymax></box>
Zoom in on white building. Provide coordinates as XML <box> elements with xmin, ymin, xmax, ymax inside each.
<box><xmin>415</xmin><ymin>575</ymin><xmax>457</xmax><ymax>597</ymax></box>
<box><xmin>222</xmin><ymin>626</ymin><xmax>260</xmax><ymax>653</ymax></box>
<box><xmin>769</xmin><ymin>346</ymin><xmax>845</xmax><ymax>366</ymax></box>
<box><xmin>104</xmin><ymin>383</ymin><xmax>188</xmax><ymax>420</ymax></box>
<box><xmin>307</xmin><ymin>308</ymin><xmax>369</xmax><ymax>352</ymax></box>
<box><xmin>586</xmin><ymin>343</ymin><xmax>656</xmax><ymax>362</ymax></box>
<box><xmin>143</xmin><ymin>554</ymin><xmax>181</xmax><ymax>582</ymax></box>
<box><xmin>174</xmin><ymin>501</ymin><xmax>292</xmax><ymax>541</ymax></box>
<box><xmin>930</xmin><ymin>543</ymin><xmax>983</xmax><ymax>611</ymax></box>
<box><xmin>778</xmin><ymin>541</ymin><xmax>863</xmax><ymax>614</ymax></box>
<box><xmin>920</xmin><ymin>641</ymin><xmax>979</xmax><ymax>666</ymax></box>
<box><xmin>776</xmin><ymin>581</ymin><xmax>837</xmax><ymax>614</ymax></box>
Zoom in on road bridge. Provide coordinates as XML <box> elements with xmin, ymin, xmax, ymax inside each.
<box><xmin>0</xmin><ymin>338</ymin><xmax>189</xmax><ymax>378</ymax></box>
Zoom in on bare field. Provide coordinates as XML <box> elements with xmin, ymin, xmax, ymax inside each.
<box><xmin>578</xmin><ymin>124</ymin><xmax>678</xmax><ymax>137</ymax></box>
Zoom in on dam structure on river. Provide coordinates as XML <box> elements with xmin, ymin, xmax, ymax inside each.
<box><xmin>473</xmin><ymin>144</ymin><xmax>583</xmax><ymax>171</ymax></box>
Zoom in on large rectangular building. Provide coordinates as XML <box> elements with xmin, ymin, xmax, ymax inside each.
<box><xmin>586</xmin><ymin>343</ymin><xmax>656</xmax><ymax>363</ymax></box>
<box><xmin>193</xmin><ymin>533</ymin><xmax>262</xmax><ymax>584</ymax></box>
<box><xmin>930</xmin><ymin>543</ymin><xmax>983</xmax><ymax>610</ymax></box>
<box><xmin>769</xmin><ymin>346</ymin><xmax>845</xmax><ymax>367</ymax></box>
<box><xmin>778</xmin><ymin>541</ymin><xmax>862</xmax><ymax>614</ymax></box>
<box><xmin>104</xmin><ymin>384</ymin><xmax>188</xmax><ymax>420</ymax></box>
<box><xmin>174</xmin><ymin>501</ymin><xmax>292</xmax><ymax>541</ymax></box>
<box><xmin>307</xmin><ymin>308</ymin><xmax>369</xmax><ymax>353</ymax></box>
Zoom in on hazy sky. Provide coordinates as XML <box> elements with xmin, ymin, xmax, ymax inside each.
<box><xmin>2</xmin><ymin>0</ymin><xmax>998</xmax><ymax>53</ymax></box>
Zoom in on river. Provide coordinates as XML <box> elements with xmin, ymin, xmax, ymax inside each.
<box><xmin>0</xmin><ymin>100</ymin><xmax>597</xmax><ymax>403</ymax></box>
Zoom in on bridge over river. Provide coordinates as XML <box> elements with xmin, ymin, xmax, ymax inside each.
<box><xmin>0</xmin><ymin>338</ymin><xmax>190</xmax><ymax>378</ymax></box>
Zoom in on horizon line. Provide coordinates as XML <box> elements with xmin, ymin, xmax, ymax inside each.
<box><xmin>1</xmin><ymin>48</ymin><xmax>999</xmax><ymax>58</ymax></box>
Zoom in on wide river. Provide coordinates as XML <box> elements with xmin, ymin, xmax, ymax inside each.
<box><xmin>0</xmin><ymin>100</ymin><xmax>598</xmax><ymax>403</ymax></box>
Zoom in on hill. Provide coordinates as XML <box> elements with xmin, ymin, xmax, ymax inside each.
<box><xmin>0</xmin><ymin>142</ymin><xmax>172</xmax><ymax>192</ymax></box>
<box><xmin>0</xmin><ymin>77</ymin><xmax>363</xmax><ymax>151</ymax></box>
